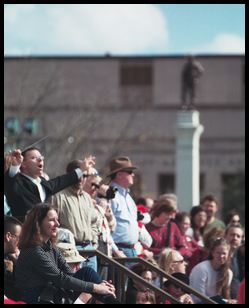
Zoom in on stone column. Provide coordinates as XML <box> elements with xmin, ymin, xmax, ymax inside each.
<box><xmin>175</xmin><ymin>110</ymin><xmax>204</xmax><ymax>212</ymax></box>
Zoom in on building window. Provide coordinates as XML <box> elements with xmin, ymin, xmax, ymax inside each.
<box><xmin>23</xmin><ymin>118</ymin><xmax>38</xmax><ymax>135</ymax></box>
<box><xmin>119</xmin><ymin>60</ymin><xmax>153</xmax><ymax>108</ymax></box>
<box><xmin>158</xmin><ymin>174</ymin><xmax>175</xmax><ymax>195</ymax></box>
<box><xmin>159</xmin><ymin>173</ymin><xmax>205</xmax><ymax>197</ymax></box>
<box><xmin>120</xmin><ymin>64</ymin><xmax>153</xmax><ymax>86</ymax></box>
<box><xmin>5</xmin><ymin>117</ymin><xmax>20</xmax><ymax>135</ymax></box>
<box><xmin>221</xmin><ymin>173</ymin><xmax>245</xmax><ymax>225</ymax></box>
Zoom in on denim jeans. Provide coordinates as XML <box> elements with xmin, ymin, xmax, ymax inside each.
<box><xmin>76</xmin><ymin>243</ymin><xmax>97</xmax><ymax>272</ymax></box>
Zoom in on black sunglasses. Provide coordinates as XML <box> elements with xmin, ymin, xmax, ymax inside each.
<box><xmin>123</xmin><ymin>170</ymin><xmax>134</xmax><ymax>175</ymax></box>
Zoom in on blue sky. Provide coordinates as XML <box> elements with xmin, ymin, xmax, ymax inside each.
<box><xmin>4</xmin><ymin>4</ymin><xmax>245</xmax><ymax>56</ymax></box>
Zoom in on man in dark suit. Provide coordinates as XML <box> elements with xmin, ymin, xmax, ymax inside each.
<box><xmin>4</xmin><ymin>147</ymin><xmax>95</xmax><ymax>222</ymax></box>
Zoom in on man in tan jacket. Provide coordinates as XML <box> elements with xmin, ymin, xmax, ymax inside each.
<box><xmin>52</xmin><ymin>159</ymin><xmax>99</xmax><ymax>271</ymax></box>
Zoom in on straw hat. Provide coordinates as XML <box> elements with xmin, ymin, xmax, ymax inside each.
<box><xmin>57</xmin><ymin>242</ymin><xmax>86</xmax><ymax>263</ymax></box>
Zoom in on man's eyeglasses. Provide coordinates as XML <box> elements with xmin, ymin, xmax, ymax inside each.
<box><xmin>31</xmin><ymin>156</ymin><xmax>44</xmax><ymax>162</ymax></box>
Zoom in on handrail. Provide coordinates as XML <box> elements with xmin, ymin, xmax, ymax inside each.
<box><xmin>79</xmin><ymin>249</ymin><xmax>217</xmax><ymax>304</ymax></box>
<box><xmin>116</xmin><ymin>257</ymin><xmax>217</xmax><ymax>304</ymax></box>
<box><xmin>79</xmin><ymin>249</ymin><xmax>181</xmax><ymax>304</ymax></box>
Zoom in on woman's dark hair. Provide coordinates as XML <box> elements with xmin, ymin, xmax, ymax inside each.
<box><xmin>175</xmin><ymin>212</ymin><xmax>190</xmax><ymax>233</ymax></box>
<box><xmin>190</xmin><ymin>205</ymin><xmax>207</xmax><ymax>241</ymax></box>
<box><xmin>208</xmin><ymin>237</ymin><xmax>231</xmax><ymax>299</ymax></box>
<box><xmin>19</xmin><ymin>203</ymin><xmax>57</xmax><ymax>249</ymax></box>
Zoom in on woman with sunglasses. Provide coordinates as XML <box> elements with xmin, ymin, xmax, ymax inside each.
<box><xmin>158</xmin><ymin>248</ymin><xmax>187</xmax><ymax>276</ymax></box>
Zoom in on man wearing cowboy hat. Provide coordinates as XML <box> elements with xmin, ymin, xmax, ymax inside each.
<box><xmin>107</xmin><ymin>156</ymin><xmax>140</xmax><ymax>260</ymax></box>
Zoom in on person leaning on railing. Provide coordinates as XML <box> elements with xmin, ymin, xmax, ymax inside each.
<box><xmin>189</xmin><ymin>237</ymin><xmax>236</xmax><ymax>304</ymax></box>
<box><xmin>14</xmin><ymin>203</ymin><xmax>120</xmax><ymax>304</ymax></box>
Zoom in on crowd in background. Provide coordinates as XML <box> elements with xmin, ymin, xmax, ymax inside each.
<box><xmin>4</xmin><ymin>149</ymin><xmax>245</xmax><ymax>304</ymax></box>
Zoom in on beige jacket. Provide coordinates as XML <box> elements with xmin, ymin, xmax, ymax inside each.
<box><xmin>52</xmin><ymin>188</ymin><xmax>99</xmax><ymax>245</ymax></box>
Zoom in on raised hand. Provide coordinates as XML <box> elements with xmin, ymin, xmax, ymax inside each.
<box><xmin>80</xmin><ymin>155</ymin><xmax>96</xmax><ymax>172</ymax></box>
<box><xmin>10</xmin><ymin>149</ymin><xmax>23</xmax><ymax>166</ymax></box>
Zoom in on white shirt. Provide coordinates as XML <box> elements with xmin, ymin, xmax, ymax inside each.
<box><xmin>189</xmin><ymin>260</ymin><xmax>233</xmax><ymax>303</ymax></box>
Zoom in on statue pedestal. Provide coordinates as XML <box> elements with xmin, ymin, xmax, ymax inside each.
<box><xmin>175</xmin><ymin>110</ymin><xmax>204</xmax><ymax>212</ymax></box>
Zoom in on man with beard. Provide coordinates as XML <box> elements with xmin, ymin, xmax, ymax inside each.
<box><xmin>201</xmin><ymin>194</ymin><xmax>225</xmax><ymax>236</ymax></box>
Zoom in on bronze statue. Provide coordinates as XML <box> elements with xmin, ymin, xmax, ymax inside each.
<box><xmin>181</xmin><ymin>55</ymin><xmax>204</xmax><ymax>110</ymax></box>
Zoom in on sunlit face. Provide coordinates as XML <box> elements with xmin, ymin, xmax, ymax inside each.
<box><xmin>134</xmin><ymin>270</ymin><xmax>153</xmax><ymax>291</ymax></box>
<box><xmin>211</xmin><ymin>244</ymin><xmax>230</xmax><ymax>266</ymax></box>
<box><xmin>136</xmin><ymin>292</ymin><xmax>152</xmax><ymax>304</ymax></box>
<box><xmin>21</xmin><ymin>149</ymin><xmax>44</xmax><ymax>179</ymax></box>
<box><xmin>193</xmin><ymin>211</ymin><xmax>207</xmax><ymax>228</ymax></box>
<box><xmin>142</xmin><ymin>270</ymin><xmax>153</xmax><ymax>282</ymax></box>
<box><xmin>225</xmin><ymin>227</ymin><xmax>243</xmax><ymax>249</ymax></box>
<box><xmin>202</xmin><ymin>201</ymin><xmax>217</xmax><ymax>219</ymax></box>
<box><xmin>68</xmin><ymin>262</ymin><xmax>81</xmax><ymax>273</ymax></box>
<box><xmin>230</xmin><ymin>215</ymin><xmax>240</xmax><ymax>224</ymax></box>
<box><xmin>5</xmin><ymin>225</ymin><xmax>22</xmax><ymax>254</ymax></box>
<box><xmin>40</xmin><ymin>209</ymin><xmax>60</xmax><ymax>241</ymax></box>
<box><xmin>171</xmin><ymin>251</ymin><xmax>187</xmax><ymax>274</ymax></box>
<box><xmin>180</xmin><ymin>216</ymin><xmax>191</xmax><ymax>234</ymax></box>
<box><xmin>157</xmin><ymin>211</ymin><xmax>175</xmax><ymax>225</ymax></box>
<box><xmin>116</xmin><ymin>170</ymin><xmax>135</xmax><ymax>188</ymax></box>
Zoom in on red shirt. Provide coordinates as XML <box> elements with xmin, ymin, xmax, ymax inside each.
<box><xmin>4</xmin><ymin>297</ymin><xmax>26</xmax><ymax>304</ymax></box>
<box><xmin>145</xmin><ymin>221</ymin><xmax>191</xmax><ymax>258</ymax></box>
<box><xmin>237</xmin><ymin>279</ymin><xmax>245</xmax><ymax>304</ymax></box>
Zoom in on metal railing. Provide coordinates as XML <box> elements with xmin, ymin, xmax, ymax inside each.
<box><xmin>79</xmin><ymin>249</ymin><xmax>217</xmax><ymax>304</ymax></box>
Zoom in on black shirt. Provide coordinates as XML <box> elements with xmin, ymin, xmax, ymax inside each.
<box><xmin>15</xmin><ymin>241</ymin><xmax>94</xmax><ymax>294</ymax></box>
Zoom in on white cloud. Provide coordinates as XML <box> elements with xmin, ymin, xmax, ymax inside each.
<box><xmin>192</xmin><ymin>33</ymin><xmax>245</xmax><ymax>54</ymax></box>
<box><xmin>4</xmin><ymin>4</ymin><xmax>169</xmax><ymax>55</ymax></box>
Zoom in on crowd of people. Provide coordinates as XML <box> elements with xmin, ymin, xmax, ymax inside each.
<box><xmin>4</xmin><ymin>148</ymin><xmax>245</xmax><ymax>304</ymax></box>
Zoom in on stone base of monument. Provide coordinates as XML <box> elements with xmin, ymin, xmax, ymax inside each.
<box><xmin>175</xmin><ymin>110</ymin><xmax>204</xmax><ymax>212</ymax></box>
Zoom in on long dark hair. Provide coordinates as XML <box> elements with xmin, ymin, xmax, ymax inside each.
<box><xmin>190</xmin><ymin>205</ymin><xmax>206</xmax><ymax>242</ymax></box>
<box><xmin>208</xmin><ymin>237</ymin><xmax>231</xmax><ymax>299</ymax></box>
<box><xmin>19</xmin><ymin>203</ymin><xmax>57</xmax><ymax>249</ymax></box>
